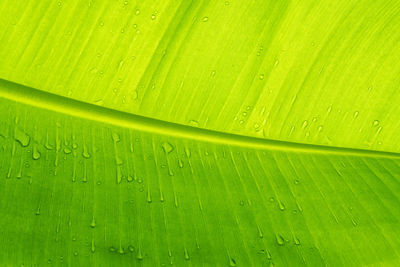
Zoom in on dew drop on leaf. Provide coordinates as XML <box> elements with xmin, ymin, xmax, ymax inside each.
<box><xmin>178</xmin><ymin>159</ymin><xmax>184</xmax><ymax>168</ymax></box>
<box><xmin>14</xmin><ymin>129</ymin><xmax>30</xmax><ymax>147</ymax></box>
<box><xmin>82</xmin><ymin>145</ymin><xmax>91</xmax><ymax>158</ymax></box>
<box><xmin>302</xmin><ymin>120</ymin><xmax>308</xmax><ymax>129</ymax></box>
<box><xmin>185</xmin><ymin>147</ymin><xmax>191</xmax><ymax>158</ymax></box>
<box><xmin>294</xmin><ymin>236</ymin><xmax>301</xmax><ymax>245</ymax></box>
<box><xmin>32</xmin><ymin>146</ymin><xmax>41</xmax><ymax>160</ymax></box>
<box><xmin>162</xmin><ymin>142</ymin><xmax>174</xmax><ymax>154</ymax></box>
<box><xmin>276</xmin><ymin>234</ymin><xmax>285</xmax><ymax>246</ymax></box>
<box><xmin>137</xmin><ymin>247</ymin><xmax>143</xmax><ymax>260</ymax></box>
<box><xmin>184</xmin><ymin>248</ymin><xmax>190</xmax><ymax>260</ymax></box>
<box><xmin>90</xmin><ymin>217</ymin><xmax>96</xmax><ymax>228</ymax></box>
<box><xmin>189</xmin><ymin>120</ymin><xmax>199</xmax><ymax>127</ymax></box>
<box><xmin>112</xmin><ymin>132</ymin><xmax>120</xmax><ymax>142</ymax></box>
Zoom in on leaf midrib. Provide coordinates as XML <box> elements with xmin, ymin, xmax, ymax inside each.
<box><xmin>0</xmin><ymin>77</ymin><xmax>399</xmax><ymax>158</ymax></box>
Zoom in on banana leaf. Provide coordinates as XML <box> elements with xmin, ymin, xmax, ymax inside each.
<box><xmin>1</xmin><ymin>0</ymin><xmax>400</xmax><ymax>266</ymax></box>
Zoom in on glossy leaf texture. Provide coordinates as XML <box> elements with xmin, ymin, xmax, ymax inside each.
<box><xmin>1</xmin><ymin>0</ymin><xmax>400</xmax><ymax>266</ymax></box>
<box><xmin>1</xmin><ymin>0</ymin><xmax>400</xmax><ymax>151</ymax></box>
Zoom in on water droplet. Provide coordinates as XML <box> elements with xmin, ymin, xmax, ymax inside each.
<box><xmin>64</xmin><ymin>147</ymin><xmax>72</xmax><ymax>154</ymax></box>
<box><xmin>14</xmin><ymin>129</ymin><xmax>30</xmax><ymax>147</ymax></box>
<box><xmin>162</xmin><ymin>142</ymin><xmax>174</xmax><ymax>154</ymax></box>
<box><xmin>269</xmin><ymin>197</ymin><xmax>274</xmax><ymax>202</ymax></box>
<box><xmin>229</xmin><ymin>257</ymin><xmax>236</xmax><ymax>266</ymax></box>
<box><xmin>151</xmin><ymin>14</ymin><xmax>156</xmax><ymax>20</ymax></box>
<box><xmin>296</xmin><ymin>200</ymin><xmax>303</xmax><ymax>212</ymax></box>
<box><xmin>109</xmin><ymin>246</ymin><xmax>116</xmax><ymax>252</ymax></box>
<box><xmin>135</xmin><ymin>9</ymin><xmax>140</xmax><ymax>15</ymax></box>
<box><xmin>373</xmin><ymin>120</ymin><xmax>379</xmax><ymax>126</ymax></box>
<box><xmin>202</xmin><ymin>16</ymin><xmax>208</xmax><ymax>22</ymax></box>
<box><xmin>82</xmin><ymin>145</ymin><xmax>90</xmax><ymax>158</ymax></box>
<box><xmin>132</xmin><ymin>90</ymin><xmax>138</xmax><ymax>100</ymax></box>
<box><xmin>294</xmin><ymin>236</ymin><xmax>300</xmax><ymax>245</ymax></box>
<box><xmin>178</xmin><ymin>159</ymin><xmax>184</xmax><ymax>168</ymax></box>
<box><xmin>354</xmin><ymin>111</ymin><xmax>359</xmax><ymax>118</ymax></box>
<box><xmin>112</xmin><ymin>132</ymin><xmax>120</xmax><ymax>142</ymax></box>
<box><xmin>259</xmin><ymin>74</ymin><xmax>264</xmax><ymax>80</ymax></box>
<box><xmin>32</xmin><ymin>145</ymin><xmax>41</xmax><ymax>160</ymax></box>
<box><xmin>257</xmin><ymin>225</ymin><xmax>263</xmax><ymax>238</ymax></box>
<box><xmin>189</xmin><ymin>120</ymin><xmax>199</xmax><ymax>127</ymax></box>
<box><xmin>276</xmin><ymin>234</ymin><xmax>285</xmax><ymax>246</ymax></box>
<box><xmin>90</xmin><ymin>217</ymin><xmax>96</xmax><ymax>228</ymax></box>
<box><xmin>318</xmin><ymin>125</ymin><xmax>323</xmax><ymax>132</ymax></box>
<box><xmin>185</xmin><ymin>147</ymin><xmax>192</xmax><ymax>158</ymax></box>
<box><xmin>91</xmin><ymin>240</ymin><xmax>96</xmax><ymax>253</ymax></box>
<box><xmin>137</xmin><ymin>247</ymin><xmax>143</xmax><ymax>260</ymax></box>
<box><xmin>302</xmin><ymin>120</ymin><xmax>308</xmax><ymax>129</ymax></box>
<box><xmin>278</xmin><ymin>201</ymin><xmax>285</xmax><ymax>211</ymax></box>
<box><xmin>184</xmin><ymin>248</ymin><xmax>190</xmax><ymax>260</ymax></box>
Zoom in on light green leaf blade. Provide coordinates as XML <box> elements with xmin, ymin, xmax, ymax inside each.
<box><xmin>1</xmin><ymin>0</ymin><xmax>400</xmax><ymax>266</ymax></box>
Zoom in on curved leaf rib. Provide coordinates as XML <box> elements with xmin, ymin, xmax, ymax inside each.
<box><xmin>1</xmin><ymin>78</ymin><xmax>399</xmax><ymax>159</ymax></box>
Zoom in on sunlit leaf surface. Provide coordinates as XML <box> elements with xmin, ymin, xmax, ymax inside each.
<box><xmin>1</xmin><ymin>0</ymin><xmax>400</xmax><ymax>266</ymax></box>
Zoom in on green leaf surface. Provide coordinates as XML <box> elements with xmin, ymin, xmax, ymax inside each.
<box><xmin>1</xmin><ymin>0</ymin><xmax>400</xmax><ymax>266</ymax></box>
